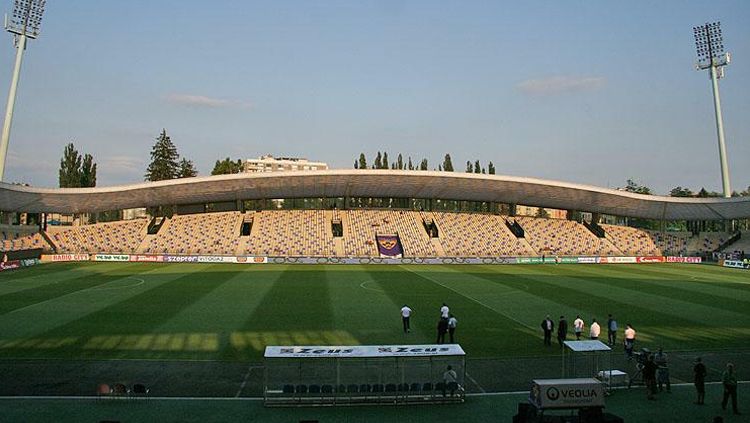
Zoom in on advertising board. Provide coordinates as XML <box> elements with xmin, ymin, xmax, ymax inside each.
<box><xmin>41</xmin><ymin>254</ymin><xmax>90</xmax><ymax>262</ymax></box>
<box><xmin>0</xmin><ymin>260</ymin><xmax>21</xmax><ymax>272</ymax></box>
<box><xmin>722</xmin><ymin>259</ymin><xmax>750</xmax><ymax>270</ymax></box>
<box><xmin>636</xmin><ymin>256</ymin><xmax>666</xmax><ymax>263</ymax></box>
<box><xmin>529</xmin><ymin>378</ymin><xmax>605</xmax><ymax>410</ymax></box>
<box><xmin>666</xmin><ymin>256</ymin><xmax>702</xmax><ymax>263</ymax></box>
<box><xmin>129</xmin><ymin>255</ymin><xmax>164</xmax><ymax>262</ymax></box>
<box><xmin>597</xmin><ymin>257</ymin><xmax>637</xmax><ymax>264</ymax></box>
<box><xmin>94</xmin><ymin>254</ymin><xmax>130</xmax><ymax>262</ymax></box>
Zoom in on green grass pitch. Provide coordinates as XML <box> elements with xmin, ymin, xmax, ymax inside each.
<box><xmin>0</xmin><ymin>262</ymin><xmax>748</xmax><ymax>362</ymax></box>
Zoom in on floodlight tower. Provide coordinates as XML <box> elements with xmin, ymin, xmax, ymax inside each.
<box><xmin>693</xmin><ymin>22</ymin><xmax>732</xmax><ymax>198</ymax></box>
<box><xmin>0</xmin><ymin>0</ymin><xmax>45</xmax><ymax>181</ymax></box>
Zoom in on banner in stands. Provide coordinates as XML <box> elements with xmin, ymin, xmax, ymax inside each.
<box><xmin>265</xmin><ymin>344</ymin><xmax>466</xmax><ymax>359</ymax></box>
<box><xmin>0</xmin><ymin>260</ymin><xmax>21</xmax><ymax>272</ymax></box>
<box><xmin>666</xmin><ymin>256</ymin><xmax>702</xmax><ymax>263</ymax></box>
<box><xmin>722</xmin><ymin>259</ymin><xmax>750</xmax><ymax>270</ymax></box>
<box><xmin>94</xmin><ymin>254</ymin><xmax>130</xmax><ymax>262</ymax></box>
<box><xmin>41</xmin><ymin>254</ymin><xmax>90</xmax><ymax>262</ymax></box>
<box><xmin>376</xmin><ymin>235</ymin><xmax>403</xmax><ymax>258</ymax></box>
<box><xmin>129</xmin><ymin>255</ymin><xmax>164</xmax><ymax>262</ymax></box>
<box><xmin>597</xmin><ymin>256</ymin><xmax>637</xmax><ymax>264</ymax></box>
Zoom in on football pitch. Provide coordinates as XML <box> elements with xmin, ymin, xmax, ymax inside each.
<box><xmin>0</xmin><ymin>262</ymin><xmax>749</xmax><ymax>396</ymax></box>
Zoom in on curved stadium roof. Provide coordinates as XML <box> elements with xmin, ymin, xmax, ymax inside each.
<box><xmin>1</xmin><ymin>170</ymin><xmax>749</xmax><ymax>220</ymax></box>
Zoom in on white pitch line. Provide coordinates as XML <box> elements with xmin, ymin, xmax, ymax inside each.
<box><xmin>84</xmin><ymin>277</ymin><xmax>145</xmax><ymax>291</ymax></box>
<box><xmin>235</xmin><ymin>365</ymin><xmax>263</xmax><ymax>398</ymax></box>
<box><xmin>400</xmin><ymin>266</ymin><xmax>538</xmax><ymax>332</ymax></box>
<box><xmin>359</xmin><ymin>280</ymin><xmax>386</xmax><ymax>293</ymax></box>
<box><xmin>465</xmin><ymin>371</ymin><xmax>486</xmax><ymax>393</ymax></box>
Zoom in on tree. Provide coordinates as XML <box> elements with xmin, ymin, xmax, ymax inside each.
<box><xmin>374</xmin><ymin>152</ymin><xmax>382</xmax><ymax>170</ymax></box>
<box><xmin>669</xmin><ymin>186</ymin><xmax>694</xmax><ymax>197</ymax></box>
<box><xmin>58</xmin><ymin>143</ymin><xmax>97</xmax><ymax>188</ymax></box>
<box><xmin>80</xmin><ymin>154</ymin><xmax>97</xmax><ymax>187</ymax></box>
<box><xmin>211</xmin><ymin>157</ymin><xmax>244</xmax><ymax>175</ymax></box>
<box><xmin>474</xmin><ymin>160</ymin><xmax>481</xmax><ymax>174</ymax></box>
<box><xmin>408</xmin><ymin>157</ymin><xmax>414</xmax><ymax>170</ymax></box>
<box><xmin>488</xmin><ymin>161</ymin><xmax>496</xmax><ymax>175</ymax></box>
<box><xmin>419</xmin><ymin>158</ymin><xmax>428</xmax><ymax>170</ymax></box>
<box><xmin>178</xmin><ymin>158</ymin><xmax>198</xmax><ymax>178</ymax></box>
<box><xmin>623</xmin><ymin>179</ymin><xmax>652</xmax><ymax>195</ymax></box>
<box><xmin>438</xmin><ymin>164</ymin><xmax>443</xmax><ymax>171</ymax></box>
<box><xmin>358</xmin><ymin>153</ymin><xmax>367</xmax><ymax>170</ymax></box>
<box><xmin>59</xmin><ymin>143</ymin><xmax>82</xmax><ymax>188</ymax></box>
<box><xmin>354</xmin><ymin>160</ymin><xmax>358</xmax><ymax>169</ymax></box>
<box><xmin>382</xmin><ymin>152</ymin><xmax>389</xmax><ymax>169</ymax></box>
<box><xmin>397</xmin><ymin>154</ymin><xmax>403</xmax><ymax>170</ymax></box>
<box><xmin>145</xmin><ymin>129</ymin><xmax>180</xmax><ymax>181</ymax></box>
<box><xmin>443</xmin><ymin>154</ymin><xmax>454</xmax><ymax>172</ymax></box>
<box><xmin>466</xmin><ymin>161</ymin><xmax>473</xmax><ymax>173</ymax></box>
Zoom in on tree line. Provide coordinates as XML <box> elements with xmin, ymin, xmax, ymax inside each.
<box><xmin>353</xmin><ymin>152</ymin><xmax>495</xmax><ymax>174</ymax></box>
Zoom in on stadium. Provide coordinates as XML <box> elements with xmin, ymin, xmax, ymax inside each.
<box><xmin>2</xmin><ymin>2</ymin><xmax>750</xmax><ymax>423</ymax></box>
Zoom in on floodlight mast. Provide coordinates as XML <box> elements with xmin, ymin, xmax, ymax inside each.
<box><xmin>0</xmin><ymin>0</ymin><xmax>45</xmax><ymax>182</ymax></box>
<box><xmin>693</xmin><ymin>21</ymin><xmax>731</xmax><ymax>198</ymax></box>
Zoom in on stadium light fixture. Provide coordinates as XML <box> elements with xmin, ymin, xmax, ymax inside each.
<box><xmin>693</xmin><ymin>21</ymin><xmax>732</xmax><ymax>198</ymax></box>
<box><xmin>0</xmin><ymin>0</ymin><xmax>46</xmax><ymax>181</ymax></box>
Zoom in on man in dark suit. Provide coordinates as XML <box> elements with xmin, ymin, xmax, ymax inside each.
<box><xmin>557</xmin><ymin>315</ymin><xmax>568</xmax><ymax>348</ymax></box>
<box><xmin>541</xmin><ymin>315</ymin><xmax>554</xmax><ymax>346</ymax></box>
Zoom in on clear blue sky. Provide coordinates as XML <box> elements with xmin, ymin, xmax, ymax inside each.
<box><xmin>1</xmin><ymin>0</ymin><xmax>749</xmax><ymax>194</ymax></box>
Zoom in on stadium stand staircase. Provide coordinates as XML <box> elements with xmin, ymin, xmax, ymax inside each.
<box><xmin>721</xmin><ymin>231</ymin><xmax>749</xmax><ymax>255</ymax></box>
<box><xmin>136</xmin><ymin>217</ymin><xmax>172</xmax><ymax>253</ymax></box>
<box><xmin>430</xmin><ymin>238</ymin><xmax>446</xmax><ymax>256</ymax></box>
<box><xmin>717</xmin><ymin>231</ymin><xmax>742</xmax><ymax>252</ymax></box>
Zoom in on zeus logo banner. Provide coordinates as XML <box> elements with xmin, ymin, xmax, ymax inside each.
<box><xmin>265</xmin><ymin>344</ymin><xmax>465</xmax><ymax>358</ymax></box>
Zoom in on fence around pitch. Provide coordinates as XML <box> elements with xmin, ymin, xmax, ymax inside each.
<box><xmin>263</xmin><ymin>344</ymin><xmax>466</xmax><ymax>406</ymax></box>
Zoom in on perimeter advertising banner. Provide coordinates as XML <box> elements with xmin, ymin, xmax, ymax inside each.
<box><xmin>666</xmin><ymin>256</ymin><xmax>702</xmax><ymax>263</ymax></box>
<box><xmin>722</xmin><ymin>259</ymin><xmax>750</xmax><ymax>270</ymax></box>
<box><xmin>129</xmin><ymin>255</ymin><xmax>164</xmax><ymax>262</ymax></box>
<box><xmin>636</xmin><ymin>256</ymin><xmax>666</xmax><ymax>263</ymax></box>
<box><xmin>597</xmin><ymin>257</ymin><xmax>637</xmax><ymax>264</ymax></box>
<box><xmin>94</xmin><ymin>254</ymin><xmax>130</xmax><ymax>262</ymax></box>
<box><xmin>529</xmin><ymin>378</ymin><xmax>605</xmax><ymax>410</ymax></box>
<box><xmin>41</xmin><ymin>254</ymin><xmax>90</xmax><ymax>262</ymax></box>
<box><xmin>0</xmin><ymin>260</ymin><xmax>21</xmax><ymax>272</ymax></box>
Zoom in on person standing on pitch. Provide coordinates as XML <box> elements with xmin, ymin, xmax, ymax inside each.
<box><xmin>401</xmin><ymin>304</ymin><xmax>412</xmax><ymax>333</ymax></box>
<box><xmin>721</xmin><ymin>363</ymin><xmax>740</xmax><ymax>415</ymax></box>
<box><xmin>448</xmin><ymin>314</ymin><xmax>458</xmax><ymax>343</ymax></box>
<box><xmin>573</xmin><ymin>315</ymin><xmax>584</xmax><ymax>340</ymax></box>
<box><xmin>654</xmin><ymin>347</ymin><xmax>671</xmax><ymax>393</ymax></box>
<box><xmin>693</xmin><ymin>357</ymin><xmax>707</xmax><ymax>405</ymax></box>
<box><xmin>589</xmin><ymin>318</ymin><xmax>601</xmax><ymax>340</ymax></box>
<box><xmin>540</xmin><ymin>315</ymin><xmax>554</xmax><ymax>346</ymax></box>
<box><xmin>440</xmin><ymin>303</ymin><xmax>450</xmax><ymax>319</ymax></box>
<box><xmin>607</xmin><ymin>314</ymin><xmax>618</xmax><ymax>346</ymax></box>
<box><xmin>436</xmin><ymin>317</ymin><xmax>448</xmax><ymax>344</ymax></box>
<box><xmin>557</xmin><ymin>315</ymin><xmax>568</xmax><ymax>347</ymax></box>
<box><xmin>624</xmin><ymin>324</ymin><xmax>636</xmax><ymax>359</ymax></box>
<box><xmin>643</xmin><ymin>353</ymin><xmax>658</xmax><ymax>401</ymax></box>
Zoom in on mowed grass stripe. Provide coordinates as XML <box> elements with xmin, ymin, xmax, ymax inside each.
<box><xmin>326</xmin><ymin>266</ymin><xmax>417</xmax><ymax>345</ymax></box>
<box><xmin>400</xmin><ymin>265</ymin><xmax>557</xmax><ymax>356</ymax></box>
<box><xmin>548</xmin><ymin>264</ymin><xmax>750</xmax><ymax>312</ymax></box>
<box><xmin>0</xmin><ymin>263</ymin><xmax>103</xmax><ymax>296</ymax></box>
<box><xmin>241</xmin><ymin>266</ymin><xmax>335</xmax><ymax>333</ymax></box>
<box><xmin>466</xmin><ymin>266</ymin><xmax>745</xmax><ymax>349</ymax></box>
<box><xmin>0</xmin><ymin>263</ymin><xmax>142</xmax><ymax>316</ymax></box>
<box><xmin>0</xmin><ymin>263</ymin><xmax>191</xmax><ymax>342</ymax></box>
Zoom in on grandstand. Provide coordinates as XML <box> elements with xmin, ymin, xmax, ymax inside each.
<box><xmin>0</xmin><ymin>208</ymin><xmax>742</xmax><ymax>258</ymax></box>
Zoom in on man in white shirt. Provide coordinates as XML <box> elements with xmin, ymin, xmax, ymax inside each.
<box><xmin>624</xmin><ymin>324</ymin><xmax>636</xmax><ymax>358</ymax></box>
<box><xmin>589</xmin><ymin>318</ymin><xmax>601</xmax><ymax>340</ymax></box>
<box><xmin>440</xmin><ymin>303</ymin><xmax>450</xmax><ymax>319</ymax></box>
<box><xmin>448</xmin><ymin>314</ymin><xmax>458</xmax><ymax>343</ymax></box>
<box><xmin>573</xmin><ymin>315</ymin><xmax>585</xmax><ymax>340</ymax></box>
<box><xmin>401</xmin><ymin>305</ymin><xmax>412</xmax><ymax>333</ymax></box>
